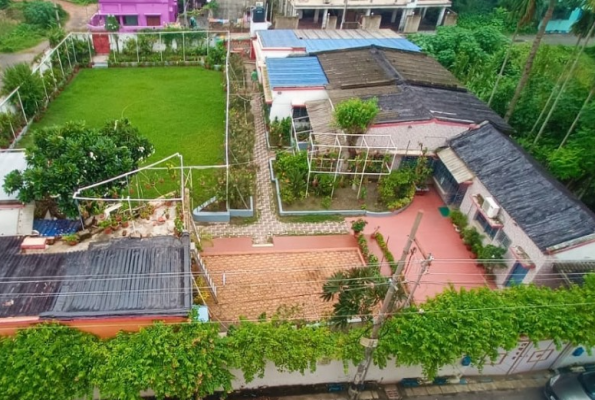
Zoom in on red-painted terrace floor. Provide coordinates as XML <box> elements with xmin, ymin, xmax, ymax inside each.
<box><xmin>348</xmin><ymin>189</ymin><xmax>494</xmax><ymax>304</ymax></box>
<box><xmin>202</xmin><ymin>188</ymin><xmax>493</xmax><ymax>305</ymax></box>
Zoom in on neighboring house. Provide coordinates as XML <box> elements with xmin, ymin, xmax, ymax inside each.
<box><xmin>253</xmin><ymin>29</ymin><xmax>420</xmax><ymax>80</ymax></box>
<box><xmin>0</xmin><ymin>235</ymin><xmax>193</xmax><ymax>337</ymax></box>
<box><xmin>262</xmin><ymin>45</ymin><xmax>510</xmax><ymax>160</ymax></box>
<box><xmin>277</xmin><ymin>0</ymin><xmax>455</xmax><ymax>32</ymax></box>
<box><xmin>435</xmin><ymin>122</ymin><xmax>595</xmax><ymax>288</ymax></box>
<box><xmin>88</xmin><ymin>0</ymin><xmax>178</xmax><ymax>31</ymax></box>
<box><xmin>0</xmin><ymin>150</ymin><xmax>34</xmax><ymax>237</ymax></box>
<box><xmin>544</xmin><ymin>6</ymin><xmax>583</xmax><ymax>34</ymax></box>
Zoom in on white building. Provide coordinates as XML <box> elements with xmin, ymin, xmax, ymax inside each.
<box><xmin>0</xmin><ymin>150</ymin><xmax>34</xmax><ymax>237</ymax></box>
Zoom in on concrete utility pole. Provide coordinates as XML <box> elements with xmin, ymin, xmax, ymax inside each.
<box><xmin>348</xmin><ymin>211</ymin><xmax>424</xmax><ymax>400</ymax></box>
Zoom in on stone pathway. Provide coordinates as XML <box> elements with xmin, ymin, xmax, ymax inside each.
<box><xmin>202</xmin><ymin>85</ymin><xmax>348</xmax><ymax>244</ymax></box>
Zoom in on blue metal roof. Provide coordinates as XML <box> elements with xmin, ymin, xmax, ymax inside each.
<box><xmin>266</xmin><ymin>57</ymin><xmax>328</xmax><ymax>88</ymax></box>
<box><xmin>258</xmin><ymin>30</ymin><xmax>303</xmax><ymax>48</ymax></box>
<box><xmin>304</xmin><ymin>38</ymin><xmax>420</xmax><ymax>53</ymax></box>
<box><xmin>33</xmin><ymin>219</ymin><xmax>81</xmax><ymax>237</ymax></box>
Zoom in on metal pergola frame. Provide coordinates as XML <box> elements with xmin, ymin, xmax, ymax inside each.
<box><xmin>305</xmin><ymin>132</ymin><xmax>398</xmax><ymax>198</ymax></box>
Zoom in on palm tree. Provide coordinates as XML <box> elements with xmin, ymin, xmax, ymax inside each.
<box><xmin>533</xmin><ymin>5</ymin><xmax>595</xmax><ymax>144</ymax></box>
<box><xmin>533</xmin><ymin>19</ymin><xmax>595</xmax><ymax>145</ymax></box>
<box><xmin>558</xmin><ymin>85</ymin><xmax>594</xmax><ymax>149</ymax></box>
<box><xmin>487</xmin><ymin>0</ymin><xmax>539</xmax><ymax>106</ymax></box>
<box><xmin>504</xmin><ymin>0</ymin><xmax>557</xmax><ymax>122</ymax></box>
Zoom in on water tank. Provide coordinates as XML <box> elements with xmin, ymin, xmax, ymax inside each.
<box><xmin>252</xmin><ymin>6</ymin><xmax>265</xmax><ymax>23</ymax></box>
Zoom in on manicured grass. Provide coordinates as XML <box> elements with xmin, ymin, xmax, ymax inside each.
<box><xmin>26</xmin><ymin>67</ymin><xmax>226</xmax><ymax>167</ymax></box>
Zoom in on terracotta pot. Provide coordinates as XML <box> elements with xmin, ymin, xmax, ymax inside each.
<box><xmin>104</xmin><ymin>227</ymin><xmax>112</xmax><ymax>235</ymax></box>
<box><xmin>121</xmin><ymin>221</ymin><xmax>129</xmax><ymax>228</ymax></box>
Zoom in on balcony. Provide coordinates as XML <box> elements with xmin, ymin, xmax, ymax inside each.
<box><xmin>88</xmin><ymin>13</ymin><xmax>106</xmax><ymax>31</ymax></box>
<box><xmin>292</xmin><ymin>0</ymin><xmax>450</xmax><ymax>8</ymax></box>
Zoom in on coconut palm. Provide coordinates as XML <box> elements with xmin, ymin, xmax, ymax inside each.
<box><xmin>559</xmin><ymin>85</ymin><xmax>595</xmax><ymax>149</ymax></box>
<box><xmin>487</xmin><ymin>0</ymin><xmax>540</xmax><ymax>106</ymax></box>
<box><xmin>504</xmin><ymin>0</ymin><xmax>557</xmax><ymax>122</ymax></box>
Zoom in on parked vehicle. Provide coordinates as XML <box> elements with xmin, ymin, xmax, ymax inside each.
<box><xmin>545</xmin><ymin>371</ymin><xmax>595</xmax><ymax>400</ymax></box>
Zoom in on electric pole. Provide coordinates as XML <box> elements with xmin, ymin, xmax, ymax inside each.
<box><xmin>348</xmin><ymin>211</ymin><xmax>424</xmax><ymax>400</ymax></box>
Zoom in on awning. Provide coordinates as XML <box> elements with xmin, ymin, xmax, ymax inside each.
<box><xmin>554</xmin><ymin>261</ymin><xmax>595</xmax><ymax>287</ymax></box>
<box><xmin>437</xmin><ymin>147</ymin><xmax>474</xmax><ymax>184</ymax></box>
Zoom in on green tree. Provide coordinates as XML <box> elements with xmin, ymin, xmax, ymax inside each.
<box><xmin>321</xmin><ymin>266</ymin><xmax>391</xmax><ymax>328</ymax></box>
<box><xmin>333</xmin><ymin>98</ymin><xmax>379</xmax><ymax>147</ymax></box>
<box><xmin>504</xmin><ymin>0</ymin><xmax>557</xmax><ymax>122</ymax></box>
<box><xmin>1</xmin><ymin>63</ymin><xmax>44</xmax><ymax>118</ymax></box>
<box><xmin>22</xmin><ymin>1</ymin><xmax>67</xmax><ymax>28</ymax></box>
<box><xmin>3</xmin><ymin>120</ymin><xmax>154</xmax><ymax>218</ymax></box>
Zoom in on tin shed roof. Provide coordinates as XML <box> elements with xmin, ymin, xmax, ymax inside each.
<box><xmin>266</xmin><ymin>57</ymin><xmax>328</xmax><ymax>88</ymax></box>
<box><xmin>436</xmin><ymin>147</ymin><xmax>474</xmax><ymax>184</ymax></box>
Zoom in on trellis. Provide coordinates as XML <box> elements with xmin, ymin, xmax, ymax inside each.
<box><xmin>305</xmin><ymin>133</ymin><xmax>398</xmax><ymax>198</ymax></box>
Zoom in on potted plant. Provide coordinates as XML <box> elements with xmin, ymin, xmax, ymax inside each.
<box><xmin>62</xmin><ymin>233</ymin><xmax>79</xmax><ymax>246</ymax></box>
<box><xmin>414</xmin><ymin>147</ymin><xmax>433</xmax><ymax>194</ymax></box>
<box><xmin>99</xmin><ymin>219</ymin><xmax>112</xmax><ymax>234</ymax></box>
<box><xmin>351</xmin><ymin>218</ymin><xmax>368</xmax><ymax>236</ymax></box>
<box><xmin>121</xmin><ymin>214</ymin><xmax>130</xmax><ymax>228</ymax></box>
<box><xmin>462</xmin><ymin>227</ymin><xmax>483</xmax><ymax>252</ymax></box>
<box><xmin>111</xmin><ymin>218</ymin><xmax>120</xmax><ymax>232</ymax></box>
<box><xmin>450</xmin><ymin>209</ymin><xmax>468</xmax><ymax>233</ymax></box>
<box><xmin>477</xmin><ymin>245</ymin><xmax>507</xmax><ymax>274</ymax></box>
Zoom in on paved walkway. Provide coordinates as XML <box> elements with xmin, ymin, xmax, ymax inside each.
<box><xmin>201</xmin><ymin>90</ymin><xmax>348</xmax><ymax>244</ymax></box>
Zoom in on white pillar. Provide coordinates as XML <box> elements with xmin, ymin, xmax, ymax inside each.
<box><xmin>421</xmin><ymin>7</ymin><xmax>427</xmax><ymax>18</ymax></box>
<box><xmin>365</xmin><ymin>8</ymin><xmax>371</xmax><ymax>16</ymax></box>
<box><xmin>390</xmin><ymin>9</ymin><xmax>397</xmax><ymax>23</ymax></box>
<box><xmin>436</xmin><ymin>7</ymin><xmax>446</xmax><ymax>27</ymax></box>
<box><xmin>313</xmin><ymin>8</ymin><xmax>320</xmax><ymax>23</ymax></box>
<box><xmin>398</xmin><ymin>9</ymin><xmax>410</xmax><ymax>31</ymax></box>
<box><xmin>321</xmin><ymin>8</ymin><xmax>328</xmax><ymax>28</ymax></box>
<box><xmin>284</xmin><ymin>0</ymin><xmax>288</xmax><ymax>16</ymax></box>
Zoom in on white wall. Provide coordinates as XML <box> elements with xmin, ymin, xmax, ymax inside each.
<box><xmin>368</xmin><ymin>121</ymin><xmax>469</xmax><ymax>154</ymax></box>
<box><xmin>459</xmin><ymin>179</ymin><xmax>549</xmax><ymax>286</ymax></box>
<box><xmin>269</xmin><ymin>88</ymin><xmax>328</xmax><ymax>121</ymax></box>
<box><xmin>554</xmin><ymin>240</ymin><xmax>595</xmax><ymax>261</ymax></box>
<box><xmin>555</xmin><ymin>345</ymin><xmax>595</xmax><ymax>369</ymax></box>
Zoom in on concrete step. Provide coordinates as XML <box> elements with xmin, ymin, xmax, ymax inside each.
<box><xmin>93</xmin><ymin>62</ymin><xmax>108</xmax><ymax>69</ymax></box>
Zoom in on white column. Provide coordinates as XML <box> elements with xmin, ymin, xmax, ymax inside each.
<box><xmin>398</xmin><ymin>8</ymin><xmax>410</xmax><ymax>31</ymax></box>
<box><xmin>365</xmin><ymin>8</ymin><xmax>371</xmax><ymax>16</ymax></box>
<box><xmin>390</xmin><ymin>9</ymin><xmax>397</xmax><ymax>23</ymax></box>
<box><xmin>321</xmin><ymin>8</ymin><xmax>328</xmax><ymax>28</ymax></box>
<box><xmin>284</xmin><ymin>0</ymin><xmax>288</xmax><ymax>16</ymax></box>
<box><xmin>313</xmin><ymin>8</ymin><xmax>320</xmax><ymax>23</ymax></box>
<box><xmin>436</xmin><ymin>7</ymin><xmax>446</xmax><ymax>27</ymax></box>
<box><xmin>421</xmin><ymin>7</ymin><xmax>427</xmax><ymax>18</ymax></box>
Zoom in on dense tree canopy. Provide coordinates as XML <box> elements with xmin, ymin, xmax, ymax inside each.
<box><xmin>410</xmin><ymin>15</ymin><xmax>595</xmax><ymax>209</ymax></box>
<box><xmin>3</xmin><ymin>119</ymin><xmax>154</xmax><ymax>218</ymax></box>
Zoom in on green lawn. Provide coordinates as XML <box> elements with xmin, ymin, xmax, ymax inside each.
<box><xmin>25</xmin><ymin>67</ymin><xmax>226</xmax><ymax>167</ymax></box>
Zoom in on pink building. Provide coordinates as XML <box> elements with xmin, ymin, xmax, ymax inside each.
<box><xmin>88</xmin><ymin>0</ymin><xmax>178</xmax><ymax>31</ymax></box>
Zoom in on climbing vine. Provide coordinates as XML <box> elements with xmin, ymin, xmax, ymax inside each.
<box><xmin>0</xmin><ymin>277</ymin><xmax>594</xmax><ymax>398</ymax></box>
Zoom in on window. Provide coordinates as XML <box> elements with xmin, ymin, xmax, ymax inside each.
<box><xmin>122</xmin><ymin>15</ymin><xmax>138</xmax><ymax>26</ymax></box>
<box><xmin>505</xmin><ymin>262</ymin><xmax>529</xmax><ymax>287</ymax></box>
<box><xmin>474</xmin><ymin>211</ymin><xmax>499</xmax><ymax>239</ymax></box>
<box><xmin>433</xmin><ymin>159</ymin><xmax>467</xmax><ymax>206</ymax></box>
<box><xmin>146</xmin><ymin>15</ymin><xmax>161</xmax><ymax>26</ymax></box>
<box><xmin>292</xmin><ymin>107</ymin><xmax>308</xmax><ymax>119</ymax></box>
<box><xmin>495</xmin><ymin>230</ymin><xmax>511</xmax><ymax>249</ymax></box>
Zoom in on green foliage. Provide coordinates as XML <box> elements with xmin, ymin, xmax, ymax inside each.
<box><xmin>274</xmin><ymin>151</ymin><xmax>308</xmax><ymax>204</ymax></box>
<box><xmin>47</xmin><ymin>26</ymin><xmax>64</xmax><ymax>47</ymax></box>
<box><xmin>321</xmin><ymin>265</ymin><xmax>390</xmax><ymax>328</ymax></box>
<box><xmin>22</xmin><ymin>1</ymin><xmax>66</xmax><ymax>29</ymax></box>
<box><xmin>1</xmin><ymin>63</ymin><xmax>44</xmax><ymax>118</ymax></box>
<box><xmin>0</xmin><ymin>323</ymin><xmax>99</xmax><ymax>400</ymax></box>
<box><xmin>371</xmin><ymin>231</ymin><xmax>397</xmax><ymax>272</ymax></box>
<box><xmin>477</xmin><ymin>244</ymin><xmax>507</xmax><ymax>272</ymax></box>
<box><xmin>0</xmin><ymin>0</ymin><xmax>10</xmax><ymax>9</ymax></box>
<box><xmin>105</xmin><ymin>14</ymin><xmax>120</xmax><ymax>31</ymax></box>
<box><xmin>449</xmin><ymin>209</ymin><xmax>468</xmax><ymax>230</ymax></box>
<box><xmin>269</xmin><ymin>116</ymin><xmax>292</xmax><ymax>147</ymax></box>
<box><xmin>97</xmin><ymin>323</ymin><xmax>233</xmax><ymax>400</ymax></box>
<box><xmin>333</xmin><ymin>98</ymin><xmax>379</xmax><ymax>144</ymax></box>
<box><xmin>206</xmin><ymin>41</ymin><xmax>226</xmax><ymax>67</ymax></box>
<box><xmin>462</xmin><ymin>226</ymin><xmax>484</xmax><ymax>254</ymax></box>
<box><xmin>378</xmin><ymin>168</ymin><xmax>415</xmax><ymax>210</ymax></box>
<box><xmin>3</xmin><ymin>119</ymin><xmax>154</xmax><ymax>218</ymax></box>
<box><xmin>350</xmin><ymin>218</ymin><xmax>367</xmax><ymax>233</ymax></box>
<box><xmin>0</xmin><ymin>22</ymin><xmax>45</xmax><ymax>52</ymax></box>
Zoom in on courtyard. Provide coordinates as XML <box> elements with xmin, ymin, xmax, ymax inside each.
<box><xmin>21</xmin><ymin>67</ymin><xmax>226</xmax><ymax>167</ymax></box>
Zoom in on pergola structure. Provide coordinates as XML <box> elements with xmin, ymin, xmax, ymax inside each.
<box><xmin>305</xmin><ymin>132</ymin><xmax>398</xmax><ymax>198</ymax></box>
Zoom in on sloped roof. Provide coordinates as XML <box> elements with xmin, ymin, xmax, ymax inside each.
<box><xmin>259</xmin><ymin>30</ymin><xmax>303</xmax><ymax>48</ymax></box>
<box><xmin>0</xmin><ymin>235</ymin><xmax>192</xmax><ymax>318</ymax></box>
<box><xmin>266</xmin><ymin>57</ymin><xmax>328</xmax><ymax>88</ymax></box>
<box><xmin>437</xmin><ymin>148</ymin><xmax>474</xmax><ymax>184</ymax></box>
<box><xmin>449</xmin><ymin>123</ymin><xmax>595</xmax><ymax>251</ymax></box>
<box><xmin>554</xmin><ymin>262</ymin><xmax>595</xmax><ymax>286</ymax></box>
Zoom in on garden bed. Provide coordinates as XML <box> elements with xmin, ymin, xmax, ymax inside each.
<box><xmin>282</xmin><ymin>183</ymin><xmax>386</xmax><ymax>212</ymax></box>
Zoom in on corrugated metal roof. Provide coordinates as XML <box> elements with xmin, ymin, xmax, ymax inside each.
<box><xmin>0</xmin><ymin>235</ymin><xmax>192</xmax><ymax>318</ymax></box>
<box><xmin>33</xmin><ymin>219</ymin><xmax>82</xmax><ymax>237</ymax></box>
<box><xmin>266</xmin><ymin>57</ymin><xmax>328</xmax><ymax>88</ymax></box>
<box><xmin>554</xmin><ymin>261</ymin><xmax>595</xmax><ymax>286</ymax></box>
<box><xmin>294</xmin><ymin>29</ymin><xmax>401</xmax><ymax>40</ymax></box>
<box><xmin>259</xmin><ymin>30</ymin><xmax>303</xmax><ymax>48</ymax></box>
<box><xmin>304</xmin><ymin>38</ymin><xmax>420</xmax><ymax>53</ymax></box>
<box><xmin>437</xmin><ymin>147</ymin><xmax>474</xmax><ymax>184</ymax></box>
<box><xmin>0</xmin><ymin>150</ymin><xmax>27</xmax><ymax>202</ymax></box>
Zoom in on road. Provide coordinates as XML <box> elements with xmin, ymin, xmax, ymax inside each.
<box><xmin>409</xmin><ymin>387</ymin><xmax>544</xmax><ymax>400</ymax></box>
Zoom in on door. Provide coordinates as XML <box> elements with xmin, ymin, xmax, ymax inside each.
<box><xmin>146</xmin><ymin>15</ymin><xmax>161</xmax><ymax>26</ymax></box>
<box><xmin>92</xmin><ymin>34</ymin><xmax>110</xmax><ymax>54</ymax></box>
<box><xmin>505</xmin><ymin>262</ymin><xmax>529</xmax><ymax>287</ymax></box>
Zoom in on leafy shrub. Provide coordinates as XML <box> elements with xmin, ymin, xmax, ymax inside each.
<box><xmin>378</xmin><ymin>168</ymin><xmax>415</xmax><ymax>210</ymax></box>
<box><xmin>0</xmin><ymin>0</ymin><xmax>10</xmax><ymax>9</ymax></box>
<box><xmin>477</xmin><ymin>244</ymin><xmax>507</xmax><ymax>273</ymax></box>
<box><xmin>22</xmin><ymin>1</ymin><xmax>67</xmax><ymax>29</ymax></box>
<box><xmin>206</xmin><ymin>41</ymin><xmax>226</xmax><ymax>67</ymax></box>
<box><xmin>47</xmin><ymin>26</ymin><xmax>64</xmax><ymax>47</ymax></box>
<box><xmin>1</xmin><ymin>63</ymin><xmax>44</xmax><ymax>118</ymax></box>
<box><xmin>274</xmin><ymin>151</ymin><xmax>308</xmax><ymax>201</ymax></box>
<box><xmin>269</xmin><ymin>117</ymin><xmax>291</xmax><ymax>147</ymax></box>
<box><xmin>450</xmin><ymin>209</ymin><xmax>468</xmax><ymax>230</ymax></box>
<box><xmin>0</xmin><ymin>23</ymin><xmax>45</xmax><ymax>53</ymax></box>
